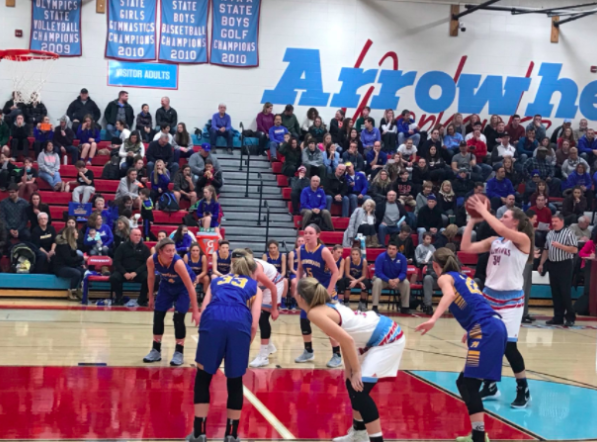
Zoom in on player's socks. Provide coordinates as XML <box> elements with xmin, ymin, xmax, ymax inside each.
<box><xmin>471</xmin><ymin>422</ymin><xmax>485</xmax><ymax>442</ymax></box>
<box><xmin>259</xmin><ymin>344</ymin><xmax>269</xmax><ymax>356</ymax></box>
<box><xmin>353</xmin><ymin>419</ymin><xmax>366</xmax><ymax>431</ymax></box>
<box><xmin>153</xmin><ymin>341</ymin><xmax>162</xmax><ymax>352</ymax></box>
<box><xmin>176</xmin><ymin>343</ymin><xmax>184</xmax><ymax>354</ymax></box>
<box><xmin>369</xmin><ymin>432</ymin><xmax>383</xmax><ymax>442</ymax></box>
<box><xmin>226</xmin><ymin>418</ymin><xmax>240</xmax><ymax>438</ymax></box>
<box><xmin>194</xmin><ymin>417</ymin><xmax>206</xmax><ymax>438</ymax></box>
<box><xmin>304</xmin><ymin>342</ymin><xmax>313</xmax><ymax>353</ymax></box>
<box><xmin>332</xmin><ymin>346</ymin><xmax>341</xmax><ymax>356</ymax></box>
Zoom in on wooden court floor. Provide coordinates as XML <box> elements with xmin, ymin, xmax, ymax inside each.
<box><xmin>0</xmin><ymin>299</ymin><xmax>596</xmax><ymax>441</ymax></box>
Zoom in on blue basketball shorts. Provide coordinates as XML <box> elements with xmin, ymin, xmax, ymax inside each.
<box><xmin>155</xmin><ymin>285</ymin><xmax>190</xmax><ymax>313</ymax></box>
<box><xmin>464</xmin><ymin>317</ymin><xmax>508</xmax><ymax>382</ymax></box>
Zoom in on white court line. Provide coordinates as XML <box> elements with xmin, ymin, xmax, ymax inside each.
<box><xmin>192</xmin><ymin>335</ymin><xmax>296</xmax><ymax>439</ymax></box>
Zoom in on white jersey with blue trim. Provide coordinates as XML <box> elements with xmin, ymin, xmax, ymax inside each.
<box><xmin>329</xmin><ymin>303</ymin><xmax>403</xmax><ymax>350</ymax></box>
<box><xmin>485</xmin><ymin>237</ymin><xmax>528</xmax><ymax>292</ymax></box>
<box><xmin>255</xmin><ymin>259</ymin><xmax>283</xmax><ymax>285</ymax></box>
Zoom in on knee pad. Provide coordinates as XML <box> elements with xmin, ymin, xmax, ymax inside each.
<box><xmin>300</xmin><ymin>317</ymin><xmax>312</xmax><ymax>336</ymax></box>
<box><xmin>505</xmin><ymin>341</ymin><xmax>525</xmax><ymax>374</ymax></box>
<box><xmin>153</xmin><ymin>310</ymin><xmax>167</xmax><ymax>336</ymax></box>
<box><xmin>194</xmin><ymin>369</ymin><xmax>213</xmax><ymax>404</ymax></box>
<box><xmin>226</xmin><ymin>377</ymin><xmax>244</xmax><ymax>410</ymax></box>
<box><xmin>461</xmin><ymin>376</ymin><xmax>483</xmax><ymax>415</ymax></box>
<box><xmin>345</xmin><ymin>379</ymin><xmax>379</xmax><ymax>424</ymax></box>
<box><xmin>173</xmin><ymin>312</ymin><xmax>187</xmax><ymax>340</ymax></box>
<box><xmin>259</xmin><ymin>311</ymin><xmax>272</xmax><ymax>340</ymax></box>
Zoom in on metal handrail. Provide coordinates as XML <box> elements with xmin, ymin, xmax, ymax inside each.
<box><xmin>257</xmin><ymin>172</ymin><xmax>264</xmax><ymax>226</ymax></box>
<box><xmin>238</xmin><ymin>122</ymin><xmax>244</xmax><ymax>171</ymax></box>
<box><xmin>264</xmin><ymin>200</ymin><xmax>271</xmax><ymax>248</ymax></box>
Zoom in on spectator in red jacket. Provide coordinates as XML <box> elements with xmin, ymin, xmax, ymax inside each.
<box><xmin>466</xmin><ymin>123</ymin><xmax>488</xmax><ymax>162</ymax></box>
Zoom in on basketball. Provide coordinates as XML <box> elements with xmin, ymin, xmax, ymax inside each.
<box><xmin>465</xmin><ymin>194</ymin><xmax>491</xmax><ymax>218</ymax></box>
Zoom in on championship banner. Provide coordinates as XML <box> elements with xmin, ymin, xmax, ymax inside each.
<box><xmin>159</xmin><ymin>0</ymin><xmax>209</xmax><ymax>64</ymax></box>
<box><xmin>197</xmin><ymin>229</ymin><xmax>220</xmax><ymax>256</ymax></box>
<box><xmin>106</xmin><ymin>0</ymin><xmax>157</xmax><ymax>61</ymax></box>
<box><xmin>30</xmin><ymin>0</ymin><xmax>82</xmax><ymax>57</ymax></box>
<box><xmin>210</xmin><ymin>0</ymin><xmax>261</xmax><ymax>68</ymax></box>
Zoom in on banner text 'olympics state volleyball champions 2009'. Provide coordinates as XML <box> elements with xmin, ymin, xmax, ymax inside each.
<box><xmin>262</xmin><ymin>48</ymin><xmax>597</xmax><ymax>120</ymax></box>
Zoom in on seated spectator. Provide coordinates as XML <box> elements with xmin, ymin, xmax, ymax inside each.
<box><xmin>150</xmin><ymin>159</ymin><xmax>171</xmax><ymax>203</ymax></box>
<box><xmin>578</xmin><ymin>128</ymin><xmax>597</xmax><ymax>163</ymax></box>
<box><xmin>397</xmin><ymin>138</ymin><xmax>417</xmax><ymax>170</ymax></box>
<box><xmin>562</xmin><ymin>163</ymin><xmax>591</xmax><ymax>200</ymax></box>
<box><xmin>451</xmin><ymin>140</ymin><xmax>489</xmax><ymax>182</ymax></box>
<box><xmin>186</xmin><ymin>242</ymin><xmax>210</xmax><ymax>295</ymax></box>
<box><xmin>308</xmin><ymin>116</ymin><xmax>326</xmax><ymax>143</ymax></box>
<box><xmin>256</xmin><ymin>102</ymin><xmax>275</xmax><ymax>154</ymax></box>
<box><xmin>53</xmin><ymin>227</ymin><xmax>86</xmax><ymax>297</ymax></box>
<box><xmin>379</xmin><ymin>109</ymin><xmax>397</xmax><ymax>152</ymax></box>
<box><xmin>438</xmin><ymin>180</ymin><xmax>457</xmax><ymax>222</ymax></box>
<box><xmin>76</xmin><ymin>115</ymin><xmax>100</xmax><ymax>165</ymax></box>
<box><xmin>340</xmin><ymin>117</ymin><xmax>354</xmax><ymax>150</ymax></box>
<box><xmin>136</xmin><ymin>103</ymin><xmax>154</xmax><ymax>143</ymax></box>
<box><xmin>302</xmin><ymin>139</ymin><xmax>325</xmax><ymax>178</ymax></box>
<box><xmin>505</xmin><ymin>114</ymin><xmax>525</xmax><ymax>144</ymax></box>
<box><xmin>38</xmin><ymin>142</ymin><xmax>64</xmax><ymax>192</ymax></box>
<box><xmin>104</xmin><ymin>91</ymin><xmax>134</xmax><ymax>139</ymax></box>
<box><xmin>397</xmin><ymin>109</ymin><xmax>420</xmax><ymax>147</ymax></box>
<box><xmin>26</xmin><ymin>192</ymin><xmax>50</xmax><ymax>230</ymax></box>
<box><xmin>342</xmin><ymin>199</ymin><xmax>378</xmax><ymax>247</ymax></box>
<box><xmin>416</xmin><ymin>194</ymin><xmax>443</xmax><ymax>243</ymax></box>
<box><xmin>268</xmin><ymin>114</ymin><xmax>289</xmax><ymax>160</ymax></box>
<box><xmin>0</xmin><ymin>184</ymin><xmax>29</xmax><ymax>241</ymax></box>
<box><xmin>366</xmin><ymin>141</ymin><xmax>387</xmax><ymax>179</ymax></box>
<box><xmin>189</xmin><ymin>143</ymin><xmax>220</xmax><ymax>181</ymax></box>
<box><xmin>415</xmin><ymin>231</ymin><xmax>436</xmax><ymax>267</ymax></box>
<box><xmin>412</xmin><ymin>157</ymin><xmax>431</xmax><ymax>191</ymax></box>
<box><xmin>574</xmin><ymin>118</ymin><xmax>588</xmax><ymax>141</ymax></box>
<box><xmin>557</xmin><ymin>126</ymin><xmax>576</xmax><ymax>149</ymax></box>
<box><xmin>375</xmin><ymin>190</ymin><xmax>407</xmax><ymax>246</ymax></box>
<box><xmin>299</xmin><ymin>175</ymin><xmax>333</xmax><ymax>231</ymax></box>
<box><xmin>32</xmin><ymin>115</ymin><xmax>54</xmax><ymax>157</ymax></box>
<box><xmin>556</xmin><ymin>139</ymin><xmax>571</xmax><ymax>171</ymax></box>
<box><xmin>486</xmin><ymin>166</ymin><xmax>516</xmax><ymax>211</ymax></box>
<box><xmin>453</xmin><ymin>168</ymin><xmax>474</xmax><ymax>199</ymax></box>
<box><xmin>561</xmin><ymin>187</ymin><xmax>587</xmax><ymax>226</ymax></box>
<box><xmin>434</xmin><ymin>223</ymin><xmax>459</xmax><ymax>250</ymax></box>
<box><xmin>466</xmin><ymin>123</ymin><xmax>488</xmax><ymax>162</ymax></box>
<box><xmin>115</xmin><ymin>168</ymin><xmax>142</xmax><ymax>208</ymax></box>
<box><xmin>196</xmin><ymin>159</ymin><xmax>223</xmax><ymax>195</ymax></box>
<box><xmin>526</xmin><ymin>114</ymin><xmax>547</xmax><ymax>140</ymax></box>
<box><xmin>345</xmin><ymin>161</ymin><xmax>370</xmax><ymax>213</ymax></box>
<box><xmin>67</xmin><ymin>161</ymin><xmax>95</xmax><ymax>204</ymax></box>
<box><xmin>392</xmin><ymin>169</ymin><xmax>416</xmax><ymax>208</ymax></box>
<box><xmin>196</xmin><ymin>185</ymin><xmax>221</xmax><ymax>233</ymax></box>
<box><xmin>118</xmin><ymin>130</ymin><xmax>144</xmax><ymax>170</ymax></box>
<box><xmin>14</xmin><ymin>157</ymin><xmax>37</xmax><ymax>200</ymax></box>
<box><xmin>0</xmin><ymin>112</ymin><xmax>9</xmax><ymax>149</ymax></box>
<box><xmin>10</xmin><ymin>114</ymin><xmax>30</xmax><ymax>158</ymax></box>
<box><xmin>210</xmin><ymin>103</ymin><xmax>234</xmax><ymax>154</ymax></box>
<box><xmin>278</xmin><ymin>136</ymin><xmax>301</xmax><ymax>178</ymax></box>
<box><xmin>52</xmin><ymin>116</ymin><xmax>78</xmax><ymax>165</ymax></box>
<box><xmin>290</xmin><ymin>166</ymin><xmax>309</xmax><ymax>215</ymax></box>
<box><xmin>31</xmin><ymin>211</ymin><xmax>56</xmax><ymax>273</ymax></box>
<box><xmin>370</xmin><ymin>169</ymin><xmax>392</xmax><ymax>204</ymax></box>
<box><xmin>172</xmin><ymin>122</ymin><xmax>194</xmax><ymax>162</ymax></box>
<box><xmin>109</xmin><ymin>120</ymin><xmax>130</xmax><ymax>153</ymax></box>
<box><xmin>360</xmin><ymin>117</ymin><xmax>381</xmax><ymax>151</ymax></box>
<box><xmin>26</xmin><ymin>92</ymin><xmax>46</xmax><ymax>127</ymax></box>
<box><xmin>523</xmin><ymin>147</ymin><xmax>561</xmax><ymax>196</ymax></box>
<box><xmin>496</xmin><ymin>194</ymin><xmax>516</xmax><ymax>219</ymax></box>
<box><xmin>386</xmin><ymin>152</ymin><xmax>404</xmax><ymax>182</ymax></box>
<box><xmin>570</xmin><ymin>215</ymin><xmax>591</xmax><ymax>242</ymax></box>
<box><xmin>343</xmin><ymin>128</ymin><xmax>363</xmax><ymax>155</ymax></box>
<box><xmin>372</xmin><ymin>242</ymin><xmax>411</xmax><ymax>314</ymax></box>
<box><xmin>155</xmin><ymin>97</ymin><xmax>177</xmax><ymax>135</ymax></box>
<box><xmin>110</xmin><ymin>227</ymin><xmax>150</xmax><ymax>306</ymax></box>
<box><xmin>502</xmin><ymin>156</ymin><xmax>522</xmax><ymax>188</ymax></box>
<box><xmin>152</xmin><ymin>122</ymin><xmax>174</xmax><ymax>144</ymax></box>
<box><xmin>173</xmin><ymin>164</ymin><xmax>198</xmax><ymax>206</ymax></box>
<box><xmin>483</xmin><ymin>114</ymin><xmax>500</xmax><ymax>147</ymax></box>
<box><xmin>132</xmin><ymin>156</ymin><xmax>148</xmax><ymax>184</ymax></box>
<box><xmin>301</xmin><ymin>107</ymin><xmax>318</xmax><ymax>137</ymax></box>
<box><xmin>172</xmin><ymin>225</ymin><xmax>195</xmax><ymax>255</ymax></box>
<box><xmin>321</xmin><ymin>133</ymin><xmax>340</xmax><ymax>175</ymax></box>
<box><xmin>464</xmin><ymin>121</ymin><xmax>486</xmax><ymax>143</ymax></box>
<box><xmin>146</xmin><ymin>133</ymin><xmax>179</xmax><ymax>177</ymax></box>
<box><xmin>355</xmin><ymin>106</ymin><xmax>374</xmax><ymax>133</ymax></box>
<box><xmin>443</xmin><ymin>123</ymin><xmax>463</xmax><ymax>156</ymax></box>
<box><xmin>562</xmin><ymin>147</ymin><xmax>590</xmax><ymax>179</ymax></box>
<box><xmin>421</xmin><ymin>128</ymin><xmax>443</xmax><ymax>160</ymax></box>
<box><xmin>337</xmin><ymin>247</ymin><xmax>371</xmax><ymax>310</ymax></box>
<box><xmin>324</xmin><ymin>163</ymin><xmax>349</xmax><ymax>218</ymax></box>
<box><xmin>490</xmin><ymin>131</ymin><xmax>516</xmax><ymax>166</ymax></box>
<box><xmin>112</xmin><ymin>216</ymin><xmax>131</xmax><ymax>251</ymax></box>
<box><xmin>536</xmin><ymin>136</ymin><xmax>556</xmax><ymax>167</ymax></box>
<box><xmin>84</xmin><ymin>212</ymin><xmax>113</xmax><ymax>256</ymax></box>
<box><xmin>67</xmin><ymin>88</ymin><xmax>101</xmax><ymax>133</ymax></box>
<box><xmin>451</xmin><ymin>113</ymin><xmax>466</xmax><ymax>137</ymax></box>
<box><xmin>415</xmin><ymin>181</ymin><xmax>433</xmax><ymax>214</ymax></box>
<box><xmin>101</xmin><ymin>155</ymin><xmax>121</xmax><ymax>181</ymax></box>
<box><xmin>281</xmin><ymin>104</ymin><xmax>301</xmax><ymax>139</ymax></box>
<box><xmin>391</xmin><ymin>223</ymin><xmax>415</xmax><ymax>263</ymax></box>
<box><xmin>150</xmin><ymin>230</ymin><xmax>168</xmax><ymax>254</ymax></box>
<box><xmin>527</xmin><ymin>179</ymin><xmax>553</xmax><ymax>209</ymax></box>
<box><xmin>329</xmin><ymin>109</ymin><xmax>346</xmax><ymax>145</ymax></box>
<box><xmin>426</xmin><ymin>145</ymin><xmax>450</xmax><ymax>182</ymax></box>
<box><xmin>0</xmin><ymin>152</ymin><xmax>17</xmax><ymax>191</ymax></box>
<box><xmin>342</xmin><ymin>140</ymin><xmax>365</xmax><ymax>172</ymax></box>
<box><xmin>517</xmin><ymin>128</ymin><xmax>538</xmax><ymax>161</ymax></box>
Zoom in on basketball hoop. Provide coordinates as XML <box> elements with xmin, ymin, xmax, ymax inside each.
<box><xmin>0</xmin><ymin>49</ymin><xmax>59</xmax><ymax>105</ymax></box>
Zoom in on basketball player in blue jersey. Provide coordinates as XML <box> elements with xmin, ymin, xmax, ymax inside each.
<box><xmin>187</xmin><ymin>249</ymin><xmax>262</xmax><ymax>442</ymax></box>
<box><xmin>416</xmin><ymin>248</ymin><xmax>507</xmax><ymax>442</ymax></box>
<box><xmin>262</xmin><ymin>239</ymin><xmax>288</xmax><ymax>309</ymax></box>
<box><xmin>143</xmin><ymin>239</ymin><xmax>200</xmax><ymax>366</ymax></box>
<box><xmin>295</xmin><ymin>224</ymin><xmax>342</xmax><ymax>367</ymax></box>
<box><xmin>211</xmin><ymin>240</ymin><xmax>231</xmax><ymax>279</ymax></box>
<box><xmin>287</xmin><ymin>235</ymin><xmax>305</xmax><ymax>310</ymax></box>
<box><xmin>296</xmin><ymin>277</ymin><xmax>405</xmax><ymax>442</ymax></box>
<box><xmin>338</xmin><ymin>247</ymin><xmax>371</xmax><ymax>310</ymax></box>
<box><xmin>184</xmin><ymin>243</ymin><xmax>210</xmax><ymax>298</ymax></box>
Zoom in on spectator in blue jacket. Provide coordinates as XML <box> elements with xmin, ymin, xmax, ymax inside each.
<box><xmin>196</xmin><ymin>185</ymin><xmax>221</xmax><ymax>232</ymax></box>
<box><xmin>33</xmin><ymin>116</ymin><xmax>54</xmax><ymax>157</ymax></box>
<box><xmin>371</xmin><ymin>242</ymin><xmax>411</xmax><ymax>314</ymax></box>
<box><xmin>366</xmin><ymin>140</ymin><xmax>387</xmax><ymax>179</ymax></box>
<box><xmin>299</xmin><ymin>175</ymin><xmax>334</xmax><ymax>230</ymax></box>
<box><xmin>150</xmin><ymin>159</ymin><xmax>171</xmax><ymax>203</ymax></box>
<box><xmin>268</xmin><ymin>114</ymin><xmax>288</xmax><ymax>160</ymax></box>
<box><xmin>486</xmin><ymin>166</ymin><xmax>516</xmax><ymax>211</ymax></box>
<box><xmin>84</xmin><ymin>211</ymin><xmax>114</xmax><ymax>255</ymax></box>
<box><xmin>360</xmin><ymin>117</ymin><xmax>381</xmax><ymax>150</ymax></box>
<box><xmin>516</xmin><ymin>128</ymin><xmax>538</xmax><ymax>162</ymax></box>
<box><xmin>76</xmin><ymin>115</ymin><xmax>101</xmax><ymax>165</ymax></box>
<box><xmin>577</xmin><ymin>128</ymin><xmax>597</xmax><ymax>163</ymax></box>
<box><xmin>397</xmin><ymin>109</ymin><xmax>421</xmax><ymax>147</ymax></box>
<box><xmin>563</xmin><ymin>162</ymin><xmax>592</xmax><ymax>196</ymax></box>
<box><xmin>171</xmin><ymin>225</ymin><xmax>195</xmax><ymax>255</ymax></box>
<box><xmin>210</xmin><ymin>103</ymin><xmax>233</xmax><ymax>154</ymax></box>
<box><xmin>345</xmin><ymin>161</ymin><xmax>370</xmax><ymax>214</ymax></box>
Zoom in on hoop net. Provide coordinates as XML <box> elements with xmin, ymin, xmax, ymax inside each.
<box><xmin>0</xmin><ymin>49</ymin><xmax>59</xmax><ymax>105</ymax></box>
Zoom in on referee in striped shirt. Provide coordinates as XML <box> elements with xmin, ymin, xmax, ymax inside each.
<box><xmin>538</xmin><ymin>213</ymin><xmax>578</xmax><ymax>326</ymax></box>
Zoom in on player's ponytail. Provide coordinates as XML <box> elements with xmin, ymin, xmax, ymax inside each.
<box><xmin>510</xmin><ymin>207</ymin><xmax>535</xmax><ymax>263</ymax></box>
<box><xmin>297</xmin><ymin>277</ymin><xmax>331</xmax><ymax>308</ymax></box>
<box><xmin>433</xmin><ymin>247</ymin><xmax>461</xmax><ymax>274</ymax></box>
<box><xmin>231</xmin><ymin>249</ymin><xmax>257</xmax><ymax>276</ymax></box>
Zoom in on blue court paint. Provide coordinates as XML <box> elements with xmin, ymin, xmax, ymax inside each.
<box><xmin>412</xmin><ymin>370</ymin><xmax>597</xmax><ymax>440</ymax></box>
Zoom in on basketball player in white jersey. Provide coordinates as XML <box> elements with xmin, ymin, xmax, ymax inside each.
<box><xmin>461</xmin><ymin>196</ymin><xmax>534</xmax><ymax>408</ymax></box>
<box><xmin>296</xmin><ymin>277</ymin><xmax>405</xmax><ymax>442</ymax></box>
<box><xmin>248</xmin><ymin>250</ymin><xmax>287</xmax><ymax>367</ymax></box>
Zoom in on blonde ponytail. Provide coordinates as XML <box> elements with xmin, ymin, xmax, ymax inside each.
<box><xmin>231</xmin><ymin>248</ymin><xmax>257</xmax><ymax>276</ymax></box>
<box><xmin>433</xmin><ymin>247</ymin><xmax>461</xmax><ymax>274</ymax></box>
<box><xmin>297</xmin><ymin>277</ymin><xmax>332</xmax><ymax>308</ymax></box>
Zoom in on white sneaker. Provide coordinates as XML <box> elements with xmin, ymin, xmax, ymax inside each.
<box><xmin>332</xmin><ymin>427</ymin><xmax>369</xmax><ymax>442</ymax></box>
<box><xmin>268</xmin><ymin>343</ymin><xmax>277</xmax><ymax>355</ymax></box>
<box><xmin>249</xmin><ymin>354</ymin><xmax>270</xmax><ymax>368</ymax></box>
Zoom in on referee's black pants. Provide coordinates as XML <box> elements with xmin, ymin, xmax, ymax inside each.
<box><xmin>547</xmin><ymin>259</ymin><xmax>575</xmax><ymax>323</ymax></box>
